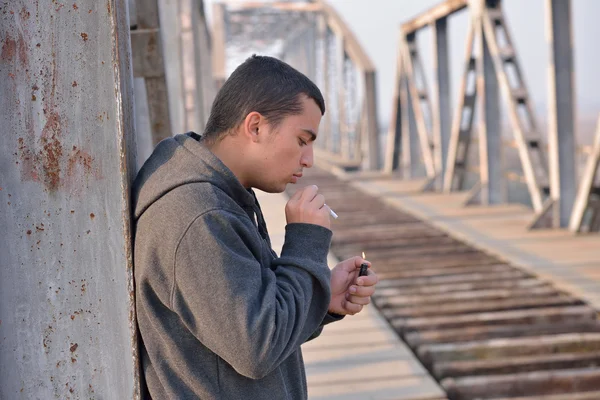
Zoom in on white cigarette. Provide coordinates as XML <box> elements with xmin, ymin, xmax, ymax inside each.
<box><xmin>325</xmin><ymin>204</ymin><xmax>338</xmax><ymax>219</ymax></box>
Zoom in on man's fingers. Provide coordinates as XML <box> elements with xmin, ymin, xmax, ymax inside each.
<box><xmin>346</xmin><ymin>292</ymin><xmax>371</xmax><ymax>306</ymax></box>
<box><xmin>356</xmin><ymin>269</ymin><xmax>378</xmax><ymax>286</ymax></box>
<box><xmin>354</xmin><ymin>256</ymin><xmax>370</xmax><ymax>267</ymax></box>
<box><xmin>290</xmin><ymin>188</ymin><xmax>303</xmax><ymax>200</ymax></box>
<box><xmin>342</xmin><ymin>300</ymin><xmax>363</xmax><ymax>315</ymax></box>
<box><xmin>313</xmin><ymin>194</ymin><xmax>325</xmax><ymax>209</ymax></box>
<box><xmin>299</xmin><ymin>185</ymin><xmax>318</xmax><ymax>201</ymax></box>
<box><xmin>348</xmin><ymin>285</ymin><xmax>375</xmax><ymax>298</ymax></box>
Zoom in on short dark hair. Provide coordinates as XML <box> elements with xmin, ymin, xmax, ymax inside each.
<box><xmin>202</xmin><ymin>55</ymin><xmax>326</xmax><ymax>143</ymax></box>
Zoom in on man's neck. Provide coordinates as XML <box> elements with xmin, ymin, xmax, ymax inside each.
<box><xmin>204</xmin><ymin>137</ymin><xmax>251</xmax><ymax>188</ymax></box>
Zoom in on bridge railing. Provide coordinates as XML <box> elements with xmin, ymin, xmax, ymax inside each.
<box><xmin>210</xmin><ymin>0</ymin><xmax>380</xmax><ymax>171</ymax></box>
<box><xmin>385</xmin><ymin>0</ymin><xmax>600</xmax><ymax>233</ymax></box>
<box><xmin>130</xmin><ymin>0</ymin><xmax>215</xmax><ymax>170</ymax></box>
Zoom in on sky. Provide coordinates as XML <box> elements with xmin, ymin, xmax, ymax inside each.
<box><xmin>203</xmin><ymin>0</ymin><xmax>600</xmax><ymax>133</ymax></box>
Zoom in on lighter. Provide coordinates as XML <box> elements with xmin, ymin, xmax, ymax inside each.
<box><xmin>359</xmin><ymin>252</ymin><xmax>368</xmax><ymax>277</ymax></box>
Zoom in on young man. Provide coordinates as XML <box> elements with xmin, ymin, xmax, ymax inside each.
<box><xmin>133</xmin><ymin>55</ymin><xmax>378</xmax><ymax>399</ymax></box>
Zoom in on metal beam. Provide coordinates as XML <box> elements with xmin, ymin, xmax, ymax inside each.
<box><xmin>131</xmin><ymin>0</ymin><xmax>173</xmax><ymax>145</ymax></box>
<box><xmin>477</xmin><ymin>22</ymin><xmax>503</xmax><ymax>205</ymax></box>
<box><xmin>0</xmin><ymin>0</ymin><xmax>139</xmax><ymax>397</ymax></box>
<box><xmin>546</xmin><ymin>0</ymin><xmax>577</xmax><ymax>227</ymax></box>
<box><xmin>405</xmin><ymin>78</ymin><xmax>422</xmax><ymax>178</ymax></box>
<box><xmin>402</xmin><ymin>0</ymin><xmax>469</xmax><ymax>34</ymax></box>
<box><xmin>432</xmin><ymin>17</ymin><xmax>452</xmax><ymax>189</ymax></box>
<box><xmin>319</xmin><ymin>16</ymin><xmax>332</xmax><ymax>153</ymax></box>
<box><xmin>480</xmin><ymin>5</ymin><xmax>545</xmax><ymax>212</ymax></box>
<box><xmin>211</xmin><ymin>2</ymin><xmax>227</xmax><ymax>89</ymax></box>
<box><xmin>443</xmin><ymin>16</ymin><xmax>477</xmax><ymax>192</ymax></box>
<box><xmin>384</xmin><ymin>31</ymin><xmax>405</xmax><ymax>173</ymax></box>
<box><xmin>402</xmin><ymin>34</ymin><xmax>436</xmax><ymax>178</ymax></box>
<box><xmin>315</xmin><ymin>0</ymin><xmax>375</xmax><ymax>72</ymax></box>
<box><xmin>363</xmin><ymin>70</ymin><xmax>380</xmax><ymax>170</ymax></box>
<box><xmin>570</xmin><ymin>115</ymin><xmax>600</xmax><ymax>232</ymax></box>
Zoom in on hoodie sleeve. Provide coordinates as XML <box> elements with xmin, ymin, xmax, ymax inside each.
<box><xmin>172</xmin><ymin>208</ymin><xmax>332</xmax><ymax>380</ymax></box>
<box><xmin>305</xmin><ymin>312</ymin><xmax>345</xmax><ymax>343</ymax></box>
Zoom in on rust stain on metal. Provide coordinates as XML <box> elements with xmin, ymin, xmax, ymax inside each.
<box><xmin>69</xmin><ymin>343</ymin><xmax>78</xmax><ymax>352</ymax></box>
<box><xmin>1</xmin><ymin>35</ymin><xmax>16</xmax><ymax>62</ymax></box>
<box><xmin>89</xmin><ymin>213</ymin><xmax>95</xmax><ymax>220</ymax></box>
<box><xmin>19</xmin><ymin>7</ymin><xmax>30</xmax><ymax>20</ymax></box>
<box><xmin>26</xmin><ymin>230</ymin><xmax>32</xmax><ymax>235</ymax></box>
<box><xmin>80</xmin><ymin>32</ymin><xmax>88</xmax><ymax>42</ymax></box>
<box><xmin>106</xmin><ymin>0</ymin><xmax>111</xmax><ymax>14</ymax></box>
<box><xmin>52</xmin><ymin>0</ymin><xmax>65</xmax><ymax>12</ymax></box>
<box><xmin>66</xmin><ymin>146</ymin><xmax>97</xmax><ymax>180</ymax></box>
<box><xmin>14</xmin><ymin>35</ymin><xmax>102</xmax><ymax>192</ymax></box>
<box><xmin>71</xmin><ymin>80</ymin><xmax>77</xmax><ymax>87</ymax></box>
<box><xmin>40</xmin><ymin>112</ymin><xmax>64</xmax><ymax>191</ymax></box>
<box><xmin>72</xmin><ymin>3</ymin><xmax>78</xmax><ymax>10</ymax></box>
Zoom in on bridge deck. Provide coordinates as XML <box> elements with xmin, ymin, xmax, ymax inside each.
<box><xmin>339</xmin><ymin>171</ymin><xmax>600</xmax><ymax>311</ymax></box>
<box><xmin>255</xmin><ymin>190</ymin><xmax>447</xmax><ymax>400</ymax></box>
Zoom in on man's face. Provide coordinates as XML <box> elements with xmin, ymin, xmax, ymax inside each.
<box><xmin>252</xmin><ymin>96</ymin><xmax>322</xmax><ymax>193</ymax></box>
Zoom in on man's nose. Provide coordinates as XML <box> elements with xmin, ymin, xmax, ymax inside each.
<box><xmin>301</xmin><ymin>145</ymin><xmax>313</xmax><ymax>168</ymax></box>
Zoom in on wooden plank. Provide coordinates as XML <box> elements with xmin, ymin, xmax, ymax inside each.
<box><xmin>441</xmin><ymin>368</ymin><xmax>600</xmax><ymax>399</ymax></box>
<box><xmin>393</xmin><ymin>306</ymin><xmax>598</xmax><ymax>333</ymax></box>
<box><xmin>377</xmin><ymin>269</ymin><xmax>528</xmax><ymax>290</ymax></box>
<box><xmin>489</xmin><ymin>390</ymin><xmax>600</xmax><ymax>400</ymax></box>
<box><xmin>434</xmin><ymin>351</ymin><xmax>600</xmax><ymax>379</ymax></box>
<box><xmin>378</xmin><ymin>277</ymin><xmax>544</xmax><ymax>299</ymax></box>
<box><xmin>406</xmin><ymin>321</ymin><xmax>600</xmax><ymax>348</ymax></box>
<box><xmin>419</xmin><ymin>333</ymin><xmax>600</xmax><ymax>364</ymax></box>
<box><xmin>377</xmin><ymin>284</ymin><xmax>557</xmax><ymax>309</ymax></box>
<box><xmin>385</xmin><ymin>294</ymin><xmax>580</xmax><ymax>319</ymax></box>
<box><xmin>375</xmin><ymin>263</ymin><xmax>512</xmax><ymax>281</ymax></box>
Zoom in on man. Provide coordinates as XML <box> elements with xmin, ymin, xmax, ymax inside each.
<box><xmin>133</xmin><ymin>55</ymin><xmax>378</xmax><ymax>399</ymax></box>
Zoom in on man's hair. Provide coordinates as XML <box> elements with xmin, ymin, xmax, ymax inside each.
<box><xmin>202</xmin><ymin>55</ymin><xmax>326</xmax><ymax>143</ymax></box>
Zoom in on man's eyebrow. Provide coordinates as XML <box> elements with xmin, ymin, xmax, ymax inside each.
<box><xmin>302</xmin><ymin>129</ymin><xmax>317</xmax><ymax>142</ymax></box>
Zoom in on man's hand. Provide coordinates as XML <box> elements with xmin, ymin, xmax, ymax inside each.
<box><xmin>285</xmin><ymin>185</ymin><xmax>331</xmax><ymax>229</ymax></box>
<box><xmin>328</xmin><ymin>256</ymin><xmax>378</xmax><ymax>316</ymax></box>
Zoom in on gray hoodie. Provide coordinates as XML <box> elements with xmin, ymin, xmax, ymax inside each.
<box><xmin>133</xmin><ymin>133</ymin><xmax>339</xmax><ymax>399</ymax></box>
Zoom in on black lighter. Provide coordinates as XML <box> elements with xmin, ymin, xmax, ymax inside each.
<box><xmin>359</xmin><ymin>263</ymin><xmax>369</xmax><ymax>277</ymax></box>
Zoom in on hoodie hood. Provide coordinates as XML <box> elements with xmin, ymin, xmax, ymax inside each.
<box><xmin>132</xmin><ymin>133</ymin><xmax>256</xmax><ymax>221</ymax></box>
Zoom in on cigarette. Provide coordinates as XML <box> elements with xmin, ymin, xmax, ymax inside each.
<box><xmin>325</xmin><ymin>204</ymin><xmax>338</xmax><ymax>219</ymax></box>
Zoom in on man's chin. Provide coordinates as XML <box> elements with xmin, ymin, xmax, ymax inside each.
<box><xmin>256</xmin><ymin>183</ymin><xmax>287</xmax><ymax>194</ymax></box>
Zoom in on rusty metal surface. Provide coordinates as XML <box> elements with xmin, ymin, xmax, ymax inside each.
<box><xmin>287</xmin><ymin>167</ymin><xmax>600</xmax><ymax>400</ymax></box>
<box><xmin>0</xmin><ymin>0</ymin><xmax>138</xmax><ymax>398</ymax></box>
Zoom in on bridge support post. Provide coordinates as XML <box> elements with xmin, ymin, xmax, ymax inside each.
<box><xmin>432</xmin><ymin>17</ymin><xmax>452</xmax><ymax>190</ymax></box>
<box><xmin>130</xmin><ymin>0</ymin><xmax>173</xmax><ymax>152</ymax></box>
<box><xmin>0</xmin><ymin>0</ymin><xmax>139</xmax><ymax>398</ymax></box>
<box><xmin>532</xmin><ymin>0</ymin><xmax>577</xmax><ymax>228</ymax></box>
<box><xmin>475</xmin><ymin>18</ymin><xmax>504</xmax><ymax>205</ymax></box>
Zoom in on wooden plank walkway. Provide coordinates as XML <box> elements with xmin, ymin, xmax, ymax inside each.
<box><xmin>330</xmin><ymin>171</ymin><xmax>600</xmax><ymax>312</ymax></box>
<box><xmin>255</xmin><ymin>190</ymin><xmax>447</xmax><ymax>400</ymax></box>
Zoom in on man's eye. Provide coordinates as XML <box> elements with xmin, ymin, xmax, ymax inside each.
<box><xmin>299</xmin><ymin>139</ymin><xmax>307</xmax><ymax>146</ymax></box>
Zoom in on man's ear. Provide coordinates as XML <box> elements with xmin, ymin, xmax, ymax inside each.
<box><xmin>242</xmin><ymin>112</ymin><xmax>264</xmax><ymax>143</ymax></box>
